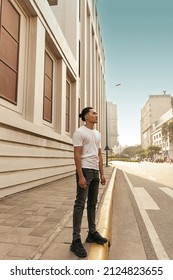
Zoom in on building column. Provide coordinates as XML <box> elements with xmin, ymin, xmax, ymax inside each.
<box><xmin>56</xmin><ymin>59</ymin><xmax>67</xmax><ymax>134</ymax></box>
<box><xmin>25</xmin><ymin>17</ymin><xmax>45</xmax><ymax>125</ymax></box>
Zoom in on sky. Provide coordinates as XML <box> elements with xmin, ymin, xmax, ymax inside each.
<box><xmin>97</xmin><ymin>0</ymin><xmax>173</xmax><ymax>147</ymax></box>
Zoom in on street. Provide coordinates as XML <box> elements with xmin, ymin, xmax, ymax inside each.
<box><xmin>110</xmin><ymin>161</ymin><xmax>173</xmax><ymax>260</ymax></box>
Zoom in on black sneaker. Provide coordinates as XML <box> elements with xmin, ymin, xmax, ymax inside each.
<box><xmin>86</xmin><ymin>231</ymin><xmax>107</xmax><ymax>245</ymax></box>
<box><xmin>70</xmin><ymin>238</ymin><xmax>87</xmax><ymax>258</ymax></box>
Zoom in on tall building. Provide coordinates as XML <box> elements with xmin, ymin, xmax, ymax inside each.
<box><xmin>141</xmin><ymin>93</ymin><xmax>172</xmax><ymax>149</ymax></box>
<box><xmin>107</xmin><ymin>102</ymin><xmax>118</xmax><ymax>150</ymax></box>
<box><xmin>0</xmin><ymin>0</ymin><xmax>106</xmax><ymax>197</ymax></box>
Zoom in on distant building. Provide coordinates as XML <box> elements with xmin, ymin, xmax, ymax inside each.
<box><xmin>152</xmin><ymin>109</ymin><xmax>173</xmax><ymax>159</ymax></box>
<box><xmin>107</xmin><ymin>102</ymin><xmax>118</xmax><ymax>150</ymax></box>
<box><xmin>0</xmin><ymin>0</ymin><xmax>105</xmax><ymax>197</ymax></box>
<box><xmin>141</xmin><ymin>93</ymin><xmax>172</xmax><ymax>149</ymax></box>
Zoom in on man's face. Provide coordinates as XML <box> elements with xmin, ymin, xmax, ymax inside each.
<box><xmin>86</xmin><ymin>109</ymin><xmax>98</xmax><ymax>123</ymax></box>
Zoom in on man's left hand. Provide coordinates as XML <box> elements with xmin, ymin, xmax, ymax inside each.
<box><xmin>100</xmin><ymin>175</ymin><xmax>106</xmax><ymax>185</ymax></box>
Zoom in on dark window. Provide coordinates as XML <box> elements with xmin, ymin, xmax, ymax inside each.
<box><xmin>47</xmin><ymin>0</ymin><xmax>58</xmax><ymax>6</ymax></box>
<box><xmin>43</xmin><ymin>52</ymin><xmax>53</xmax><ymax>123</ymax></box>
<box><xmin>66</xmin><ymin>81</ymin><xmax>70</xmax><ymax>132</ymax></box>
<box><xmin>0</xmin><ymin>0</ymin><xmax>20</xmax><ymax>104</ymax></box>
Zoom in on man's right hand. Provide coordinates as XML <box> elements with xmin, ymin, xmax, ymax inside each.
<box><xmin>79</xmin><ymin>176</ymin><xmax>87</xmax><ymax>189</ymax></box>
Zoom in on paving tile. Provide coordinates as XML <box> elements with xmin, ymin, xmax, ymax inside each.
<box><xmin>20</xmin><ymin>209</ymin><xmax>39</xmax><ymax>215</ymax></box>
<box><xmin>0</xmin><ymin>213</ymin><xmax>13</xmax><ymax>219</ymax></box>
<box><xmin>34</xmin><ymin>208</ymin><xmax>55</xmax><ymax>216</ymax></box>
<box><xmin>0</xmin><ymin>218</ymin><xmax>22</xmax><ymax>227</ymax></box>
<box><xmin>49</xmin><ymin>207</ymin><xmax>71</xmax><ymax>219</ymax></box>
<box><xmin>0</xmin><ymin>234</ymin><xmax>46</xmax><ymax>246</ymax></box>
<box><xmin>0</xmin><ymin>204</ymin><xmax>14</xmax><ymax>210</ymax></box>
<box><xmin>12</xmin><ymin>213</ymin><xmax>33</xmax><ymax>221</ymax></box>
<box><xmin>24</xmin><ymin>216</ymin><xmax>46</xmax><ymax>222</ymax></box>
<box><xmin>30</xmin><ymin>225</ymin><xmax>55</xmax><ymax>238</ymax></box>
<box><xmin>10</xmin><ymin>227</ymin><xmax>34</xmax><ymax>236</ymax></box>
<box><xmin>0</xmin><ymin>234</ymin><xmax>27</xmax><ymax>244</ymax></box>
<box><xmin>44</xmin><ymin>202</ymin><xmax>63</xmax><ymax>208</ymax></box>
<box><xmin>53</xmin><ymin>227</ymin><xmax>72</xmax><ymax>243</ymax></box>
<box><xmin>0</xmin><ymin>243</ymin><xmax>15</xmax><ymax>258</ymax></box>
<box><xmin>19</xmin><ymin>220</ymin><xmax>42</xmax><ymax>228</ymax></box>
<box><xmin>18</xmin><ymin>235</ymin><xmax>46</xmax><ymax>246</ymax></box>
<box><xmin>0</xmin><ymin>225</ymin><xmax>13</xmax><ymax>234</ymax></box>
<box><xmin>7</xmin><ymin>244</ymin><xmax>38</xmax><ymax>259</ymax></box>
<box><xmin>40</xmin><ymin>243</ymin><xmax>78</xmax><ymax>260</ymax></box>
<box><xmin>5</xmin><ymin>208</ymin><xmax>22</xmax><ymax>215</ymax></box>
<box><xmin>43</xmin><ymin>217</ymin><xmax>61</xmax><ymax>223</ymax></box>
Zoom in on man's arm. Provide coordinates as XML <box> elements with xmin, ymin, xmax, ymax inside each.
<box><xmin>98</xmin><ymin>148</ymin><xmax>106</xmax><ymax>185</ymax></box>
<box><xmin>74</xmin><ymin>146</ymin><xmax>87</xmax><ymax>188</ymax></box>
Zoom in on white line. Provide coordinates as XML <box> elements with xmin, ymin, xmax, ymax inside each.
<box><xmin>124</xmin><ymin>172</ymin><xmax>169</xmax><ymax>260</ymax></box>
<box><xmin>135</xmin><ymin>187</ymin><xmax>160</xmax><ymax>210</ymax></box>
<box><xmin>159</xmin><ymin>187</ymin><xmax>173</xmax><ymax>199</ymax></box>
<box><xmin>148</xmin><ymin>176</ymin><xmax>156</xmax><ymax>181</ymax></box>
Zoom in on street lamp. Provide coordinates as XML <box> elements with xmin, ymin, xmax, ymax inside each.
<box><xmin>105</xmin><ymin>100</ymin><xmax>110</xmax><ymax>167</ymax></box>
<box><xmin>105</xmin><ymin>83</ymin><xmax>121</xmax><ymax>167</ymax></box>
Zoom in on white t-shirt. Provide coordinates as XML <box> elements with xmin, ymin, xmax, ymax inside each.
<box><xmin>72</xmin><ymin>125</ymin><xmax>101</xmax><ymax>170</ymax></box>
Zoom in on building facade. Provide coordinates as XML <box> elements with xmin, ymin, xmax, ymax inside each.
<box><xmin>0</xmin><ymin>0</ymin><xmax>106</xmax><ymax>197</ymax></box>
<box><xmin>141</xmin><ymin>94</ymin><xmax>172</xmax><ymax>149</ymax></box>
<box><xmin>152</xmin><ymin>109</ymin><xmax>173</xmax><ymax>160</ymax></box>
<box><xmin>107</xmin><ymin>101</ymin><xmax>118</xmax><ymax>151</ymax></box>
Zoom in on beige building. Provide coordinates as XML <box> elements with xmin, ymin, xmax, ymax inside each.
<box><xmin>0</xmin><ymin>0</ymin><xmax>106</xmax><ymax>197</ymax></box>
<box><xmin>107</xmin><ymin>101</ymin><xmax>118</xmax><ymax>150</ymax></box>
<box><xmin>152</xmin><ymin>109</ymin><xmax>173</xmax><ymax>159</ymax></box>
<box><xmin>141</xmin><ymin>94</ymin><xmax>172</xmax><ymax>149</ymax></box>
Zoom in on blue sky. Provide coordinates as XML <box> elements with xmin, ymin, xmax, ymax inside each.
<box><xmin>97</xmin><ymin>0</ymin><xmax>173</xmax><ymax>146</ymax></box>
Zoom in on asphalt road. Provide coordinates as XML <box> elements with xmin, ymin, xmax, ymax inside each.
<box><xmin>110</xmin><ymin>161</ymin><xmax>173</xmax><ymax>260</ymax></box>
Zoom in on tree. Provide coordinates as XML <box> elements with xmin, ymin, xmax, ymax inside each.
<box><xmin>162</xmin><ymin>122</ymin><xmax>169</xmax><ymax>143</ymax></box>
<box><xmin>147</xmin><ymin>145</ymin><xmax>161</xmax><ymax>158</ymax></box>
<box><xmin>122</xmin><ymin>145</ymin><xmax>142</xmax><ymax>158</ymax></box>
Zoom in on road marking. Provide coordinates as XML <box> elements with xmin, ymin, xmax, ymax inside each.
<box><xmin>124</xmin><ymin>172</ymin><xmax>169</xmax><ymax>260</ymax></box>
<box><xmin>148</xmin><ymin>176</ymin><xmax>156</xmax><ymax>181</ymax></box>
<box><xmin>159</xmin><ymin>187</ymin><xmax>173</xmax><ymax>199</ymax></box>
<box><xmin>135</xmin><ymin>187</ymin><xmax>160</xmax><ymax>210</ymax></box>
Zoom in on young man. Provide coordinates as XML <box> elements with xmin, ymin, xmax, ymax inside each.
<box><xmin>70</xmin><ymin>107</ymin><xmax>107</xmax><ymax>258</ymax></box>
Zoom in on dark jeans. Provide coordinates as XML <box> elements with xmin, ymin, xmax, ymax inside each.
<box><xmin>72</xmin><ymin>168</ymin><xmax>100</xmax><ymax>240</ymax></box>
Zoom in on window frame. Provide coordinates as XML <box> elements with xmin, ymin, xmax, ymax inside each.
<box><xmin>42</xmin><ymin>48</ymin><xmax>56</xmax><ymax>128</ymax></box>
<box><xmin>0</xmin><ymin>0</ymin><xmax>28</xmax><ymax>114</ymax></box>
<box><xmin>43</xmin><ymin>50</ymin><xmax>54</xmax><ymax>124</ymax></box>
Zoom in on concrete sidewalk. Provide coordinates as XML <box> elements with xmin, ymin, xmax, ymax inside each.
<box><xmin>0</xmin><ymin>167</ymin><xmax>113</xmax><ymax>260</ymax></box>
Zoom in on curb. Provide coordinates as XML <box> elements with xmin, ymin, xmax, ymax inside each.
<box><xmin>87</xmin><ymin>167</ymin><xmax>116</xmax><ymax>260</ymax></box>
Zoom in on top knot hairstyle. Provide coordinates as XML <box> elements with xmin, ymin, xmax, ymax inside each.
<box><xmin>79</xmin><ymin>107</ymin><xmax>93</xmax><ymax>121</ymax></box>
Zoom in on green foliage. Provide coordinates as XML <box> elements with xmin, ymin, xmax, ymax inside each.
<box><xmin>147</xmin><ymin>145</ymin><xmax>161</xmax><ymax>153</ymax></box>
<box><xmin>108</xmin><ymin>144</ymin><xmax>162</xmax><ymax>162</ymax></box>
<box><xmin>109</xmin><ymin>157</ymin><xmax>138</xmax><ymax>162</ymax></box>
<box><xmin>110</xmin><ymin>153</ymin><xmax>129</xmax><ymax>159</ymax></box>
<box><xmin>121</xmin><ymin>145</ymin><xmax>142</xmax><ymax>157</ymax></box>
<box><xmin>162</xmin><ymin>122</ymin><xmax>168</xmax><ymax>140</ymax></box>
